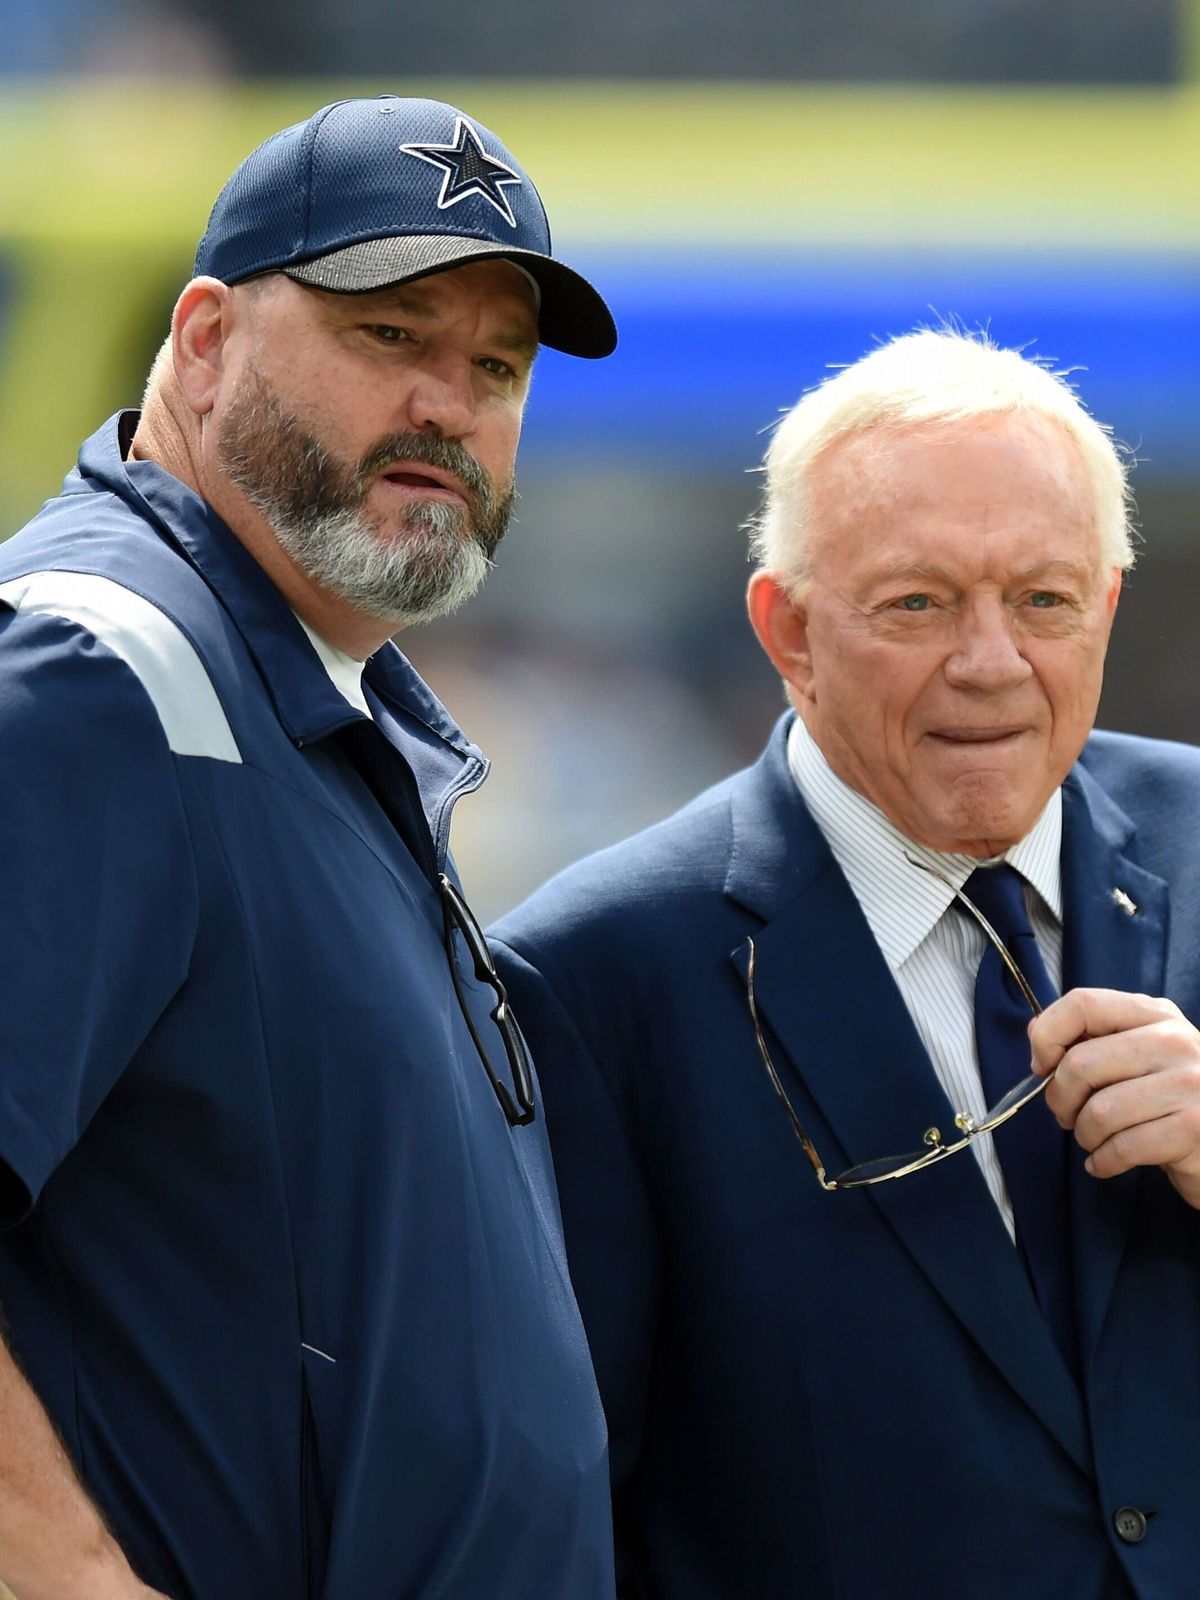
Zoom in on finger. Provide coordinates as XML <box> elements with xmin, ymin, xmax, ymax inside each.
<box><xmin>1081</xmin><ymin>1113</ymin><xmax>1200</xmax><ymax>1181</ymax></box>
<box><xmin>1028</xmin><ymin>989</ymin><xmax>1181</xmax><ymax>1073</ymax></box>
<box><xmin>1070</xmin><ymin>1073</ymin><xmax>1196</xmax><ymax>1153</ymax></box>
<box><xmin>1029</xmin><ymin>989</ymin><xmax>1184</xmax><ymax>1076</ymax></box>
<box><xmin>1043</xmin><ymin>1014</ymin><xmax>1200</xmax><ymax>1126</ymax></box>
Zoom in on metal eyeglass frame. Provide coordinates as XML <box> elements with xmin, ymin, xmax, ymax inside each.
<box><xmin>746</xmin><ymin>856</ymin><xmax>1051</xmax><ymax>1190</ymax></box>
<box><xmin>440</xmin><ymin>873</ymin><xmax>537</xmax><ymax>1127</ymax></box>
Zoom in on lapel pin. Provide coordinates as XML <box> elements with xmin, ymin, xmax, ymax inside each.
<box><xmin>1112</xmin><ymin>887</ymin><xmax>1138</xmax><ymax>916</ymax></box>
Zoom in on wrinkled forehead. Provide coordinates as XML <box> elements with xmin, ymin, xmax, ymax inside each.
<box><xmin>808</xmin><ymin>413</ymin><xmax>1100</xmax><ymax>558</ymax></box>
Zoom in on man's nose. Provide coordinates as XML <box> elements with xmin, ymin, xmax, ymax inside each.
<box><xmin>943</xmin><ymin>598</ymin><xmax>1033</xmax><ymax>690</ymax></box>
<box><xmin>404</xmin><ymin>356</ymin><xmax>477</xmax><ymax>438</ymax></box>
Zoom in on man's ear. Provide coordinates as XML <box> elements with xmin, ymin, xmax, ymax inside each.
<box><xmin>1105</xmin><ymin>566</ymin><xmax>1123</xmax><ymax>620</ymax></box>
<box><xmin>747</xmin><ymin>571</ymin><xmax>815</xmax><ymax>703</ymax></box>
<box><xmin>171</xmin><ymin>277</ymin><xmax>237</xmax><ymax>418</ymax></box>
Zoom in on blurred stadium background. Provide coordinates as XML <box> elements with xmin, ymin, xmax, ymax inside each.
<box><xmin>2</xmin><ymin>0</ymin><xmax>1197</xmax><ymax>921</ymax></box>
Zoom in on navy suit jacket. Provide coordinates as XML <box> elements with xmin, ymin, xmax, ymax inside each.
<box><xmin>491</xmin><ymin>716</ymin><xmax>1200</xmax><ymax>1600</ymax></box>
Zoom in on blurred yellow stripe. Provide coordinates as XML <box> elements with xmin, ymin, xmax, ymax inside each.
<box><xmin>0</xmin><ymin>77</ymin><xmax>1196</xmax><ymax>527</ymax></box>
<box><xmin>0</xmin><ymin>79</ymin><xmax>1196</xmax><ymax>252</ymax></box>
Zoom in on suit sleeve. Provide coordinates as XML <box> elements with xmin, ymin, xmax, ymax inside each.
<box><xmin>0</xmin><ymin>605</ymin><xmax>199</xmax><ymax>1225</ymax></box>
<box><xmin>491</xmin><ymin>934</ymin><xmax>661</xmax><ymax>1596</ymax></box>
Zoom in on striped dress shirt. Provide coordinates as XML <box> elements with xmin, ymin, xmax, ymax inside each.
<box><xmin>787</xmin><ymin>716</ymin><xmax>1064</xmax><ymax>1236</ymax></box>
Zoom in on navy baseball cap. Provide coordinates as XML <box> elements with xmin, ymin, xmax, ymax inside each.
<box><xmin>194</xmin><ymin>95</ymin><xmax>616</xmax><ymax>359</ymax></box>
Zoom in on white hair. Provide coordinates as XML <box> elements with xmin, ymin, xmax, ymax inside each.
<box><xmin>746</xmin><ymin>327</ymin><xmax>1136</xmax><ymax>589</ymax></box>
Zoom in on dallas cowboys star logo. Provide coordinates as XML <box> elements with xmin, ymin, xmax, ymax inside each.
<box><xmin>400</xmin><ymin>118</ymin><xmax>523</xmax><ymax>229</ymax></box>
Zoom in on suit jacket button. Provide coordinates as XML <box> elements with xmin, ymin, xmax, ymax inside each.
<box><xmin>1114</xmin><ymin>1506</ymin><xmax>1148</xmax><ymax>1544</ymax></box>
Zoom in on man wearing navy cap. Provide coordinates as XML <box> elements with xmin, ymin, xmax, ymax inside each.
<box><xmin>0</xmin><ymin>98</ymin><xmax>616</xmax><ymax>1599</ymax></box>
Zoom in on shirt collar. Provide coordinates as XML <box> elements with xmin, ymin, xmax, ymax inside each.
<box><xmin>786</xmin><ymin>714</ymin><xmax>1063</xmax><ymax>971</ymax></box>
<box><xmin>294</xmin><ymin>614</ymin><xmax>371</xmax><ymax>718</ymax></box>
<box><xmin>78</xmin><ymin>413</ymin><xmax>481</xmax><ymax>763</ymax></box>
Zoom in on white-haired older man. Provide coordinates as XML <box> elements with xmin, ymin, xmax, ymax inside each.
<box><xmin>490</xmin><ymin>329</ymin><xmax>1200</xmax><ymax>1600</ymax></box>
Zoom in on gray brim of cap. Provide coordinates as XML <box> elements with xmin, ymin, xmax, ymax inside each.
<box><xmin>282</xmin><ymin>235</ymin><xmax>616</xmax><ymax>359</ymax></box>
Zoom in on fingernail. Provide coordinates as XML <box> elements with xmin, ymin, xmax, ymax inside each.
<box><xmin>1084</xmin><ymin>1155</ymin><xmax>1095</xmax><ymax>1175</ymax></box>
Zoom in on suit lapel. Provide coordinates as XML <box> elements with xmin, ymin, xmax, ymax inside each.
<box><xmin>1060</xmin><ymin>766</ymin><xmax>1168</xmax><ymax>1373</ymax></box>
<box><xmin>725</xmin><ymin>718</ymin><xmax>1091</xmax><ymax>1473</ymax></box>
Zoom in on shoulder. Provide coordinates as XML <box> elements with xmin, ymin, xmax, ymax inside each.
<box><xmin>1074</xmin><ymin>729</ymin><xmax>1200</xmax><ymax>896</ymax></box>
<box><xmin>1077</xmin><ymin>727</ymin><xmax>1200</xmax><ymax>818</ymax></box>
<box><xmin>490</xmin><ymin>762</ymin><xmax>750</xmax><ymax>966</ymax></box>
<box><xmin>0</xmin><ymin>509</ymin><xmax>242</xmax><ymax>765</ymax></box>
<box><xmin>1</xmin><ymin>569</ymin><xmax>241</xmax><ymax>765</ymax></box>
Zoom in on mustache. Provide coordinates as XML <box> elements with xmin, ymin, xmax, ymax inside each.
<box><xmin>356</xmin><ymin>432</ymin><xmax>496</xmax><ymax>511</ymax></box>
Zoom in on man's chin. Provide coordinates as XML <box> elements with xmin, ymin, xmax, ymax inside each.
<box><xmin>907</xmin><ymin>802</ymin><xmax>1040</xmax><ymax>858</ymax></box>
<box><xmin>345</xmin><ymin>550</ymin><xmax>492</xmax><ymax>628</ymax></box>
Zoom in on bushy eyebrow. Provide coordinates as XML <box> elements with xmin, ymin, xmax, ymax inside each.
<box><xmin>871</xmin><ymin>562</ymin><xmax>953</xmax><ymax>584</ymax></box>
<box><xmin>324</xmin><ymin>284</ymin><xmax>539</xmax><ymax>360</ymax></box>
<box><xmin>870</xmin><ymin>558</ymin><xmax>1092</xmax><ymax>587</ymax></box>
<box><xmin>487</xmin><ymin>328</ymin><xmax>540</xmax><ymax>361</ymax></box>
<box><xmin>1012</xmin><ymin>559</ymin><xmax>1094</xmax><ymax>583</ymax></box>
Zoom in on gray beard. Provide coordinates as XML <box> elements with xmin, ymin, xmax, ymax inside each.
<box><xmin>265</xmin><ymin>496</ymin><xmax>492</xmax><ymax>628</ymax></box>
<box><xmin>216</xmin><ymin>365</ymin><xmax>515</xmax><ymax>627</ymax></box>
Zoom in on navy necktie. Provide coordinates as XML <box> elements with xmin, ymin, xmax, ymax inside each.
<box><xmin>962</xmin><ymin>865</ymin><xmax>1079</xmax><ymax>1379</ymax></box>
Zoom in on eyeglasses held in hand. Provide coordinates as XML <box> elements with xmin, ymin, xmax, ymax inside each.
<box><xmin>746</xmin><ymin>858</ymin><xmax>1051</xmax><ymax>1190</ymax></box>
<box><xmin>440</xmin><ymin>873</ymin><xmax>536</xmax><ymax>1127</ymax></box>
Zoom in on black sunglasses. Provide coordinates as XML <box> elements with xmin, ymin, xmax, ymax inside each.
<box><xmin>439</xmin><ymin>873</ymin><xmax>536</xmax><ymax>1127</ymax></box>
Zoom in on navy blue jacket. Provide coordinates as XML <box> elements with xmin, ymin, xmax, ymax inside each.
<box><xmin>491</xmin><ymin>714</ymin><xmax>1200</xmax><ymax>1600</ymax></box>
<box><xmin>0</xmin><ymin>415</ymin><xmax>614</xmax><ymax>1600</ymax></box>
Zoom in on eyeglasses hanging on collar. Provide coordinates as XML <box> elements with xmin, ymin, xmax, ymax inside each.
<box><xmin>745</xmin><ymin>857</ymin><xmax>1049</xmax><ymax>1190</ymax></box>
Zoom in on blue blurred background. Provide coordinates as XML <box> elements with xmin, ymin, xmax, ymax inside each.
<box><xmin>2</xmin><ymin>1</ymin><xmax>1198</xmax><ymax>918</ymax></box>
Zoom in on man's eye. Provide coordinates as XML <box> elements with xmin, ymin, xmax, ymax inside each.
<box><xmin>479</xmin><ymin>356</ymin><xmax>516</xmax><ymax>378</ymax></box>
<box><xmin>1028</xmin><ymin>591</ymin><xmax>1063</xmax><ymax>608</ymax></box>
<box><xmin>898</xmin><ymin>594</ymin><xmax>931</xmax><ymax>612</ymax></box>
<box><xmin>367</xmin><ymin>325</ymin><xmax>409</xmax><ymax>343</ymax></box>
